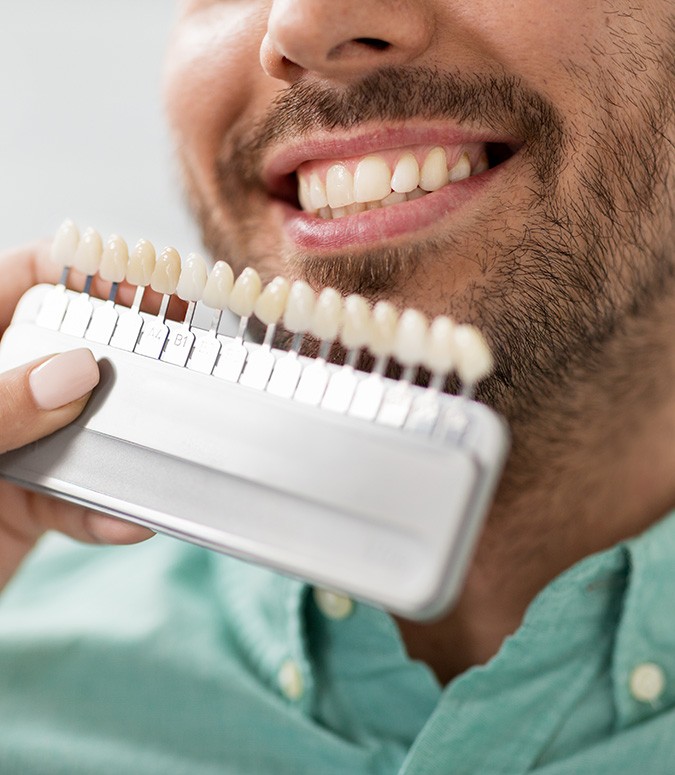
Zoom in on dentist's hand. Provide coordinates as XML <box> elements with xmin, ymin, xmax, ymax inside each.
<box><xmin>0</xmin><ymin>242</ymin><xmax>153</xmax><ymax>592</ymax></box>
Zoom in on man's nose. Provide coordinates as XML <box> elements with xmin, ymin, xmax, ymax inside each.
<box><xmin>260</xmin><ymin>0</ymin><xmax>435</xmax><ymax>83</ymax></box>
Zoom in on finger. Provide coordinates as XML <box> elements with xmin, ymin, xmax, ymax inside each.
<box><xmin>0</xmin><ymin>241</ymin><xmax>56</xmax><ymax>332</ymax></box>
<box><xmin>0</xmin><ymin>349</ymin><xmax>100</xmax><ymax>455</ymax></box>
<box><xmin>20</xmin><ymin>486</ymin><xmax>154</xmax><ymax>545</ymax></box>
<box><xmin>0</xmin><ymin>481</ymin><xmax>154</xmax><ymax>546</ymax></box>
<box><xmin>0</xmin><ymin>481</ymin><xmax>153</xmax><ymax>575</ymax></box>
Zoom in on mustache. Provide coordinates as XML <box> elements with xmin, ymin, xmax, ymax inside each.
<box><xmin>218</xmin><ymin>66</ymin><xmax>566</xmax><ymax>191</ymax></box>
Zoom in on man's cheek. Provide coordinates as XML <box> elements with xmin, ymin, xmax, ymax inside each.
<box><xmin>164</xmin><ymin>8</ymin><xmax>267</xmax><ymax>165</ymax></box>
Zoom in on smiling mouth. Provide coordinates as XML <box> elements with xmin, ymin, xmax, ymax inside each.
<box><xmin>276</xmin><ymin>141</ymin><xmax>517</xmax><ymax>219</ymax></box>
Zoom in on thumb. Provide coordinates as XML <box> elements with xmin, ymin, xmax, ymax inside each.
<box><xmin>0</xmin><ymin>348</ymin><xmax>100</xmax><ymax>454</ymax></box>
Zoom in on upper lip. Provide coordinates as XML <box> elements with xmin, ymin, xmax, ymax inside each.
<box><xmin>262</xmin><ymin>121</ymin><xmax>522</xmax><ymax>198</ymax></box>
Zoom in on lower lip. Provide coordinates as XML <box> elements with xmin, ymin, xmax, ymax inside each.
<box><xmin>279</xmin><ymin>170</ymin><xmax>493</xmax><ymax>252</ymax></box>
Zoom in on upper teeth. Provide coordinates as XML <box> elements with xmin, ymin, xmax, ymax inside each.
<box><xmin>297</xmin><ymin>146</ymin><xmax>487</xmax><ymax>217</ymax></box>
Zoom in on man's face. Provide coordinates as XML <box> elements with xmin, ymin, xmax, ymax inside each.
<box><xmin>165</xmin><ymin>1</ymin><xmax>673</xmax><ymax>422</ymax></box>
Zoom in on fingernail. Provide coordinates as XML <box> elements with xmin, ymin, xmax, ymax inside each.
<box><xmin>29</xmin><ymin>349</ymin><xmax>100</xmax><ymax>410</ymax></box>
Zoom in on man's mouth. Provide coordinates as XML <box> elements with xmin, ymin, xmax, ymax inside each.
<box><xmin>262</xmin><ymin>127</ymin><xmax>520</xmax><ymax>250</ymax></box>
<box><xmin>296</xmin><ymin>144</ymin><xmax>491</xmax><ymax>219</ymax></box>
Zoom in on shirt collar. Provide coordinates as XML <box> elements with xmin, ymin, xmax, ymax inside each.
<box><xmin>210</xmin><ymin>510</ymin><xmax>675</xmax><ymax>772</ymax></box>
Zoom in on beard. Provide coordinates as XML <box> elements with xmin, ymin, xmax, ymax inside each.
<box><xmin>182</xmin><ymin>54</ymin><xmax>674</xmax><ymax>440</ymax></box>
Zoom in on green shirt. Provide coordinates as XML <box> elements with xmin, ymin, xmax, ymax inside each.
<box><xmin>1</xmin><ymin>511</ymin><xmax>675</xmax><ymax>774</ymax></box>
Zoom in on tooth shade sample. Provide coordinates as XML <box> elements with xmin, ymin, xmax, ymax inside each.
<box><xmin>354</xmin><ymin>156</ymin><xmax>391</xmax><ymax>203</ymax></box>
<box><xmin>99</xmin><ymin>234</ymin><xmax>129</xmax><ymax>283</ymax></box>
<box><xmin>228</xmin><ymin>266</ymin><xmax>262</xmax><ymax>317</ymax></box>
<box><xmin>449</xmin><ymin>152</ymin><xmax>472</xmax><ymax>183</ymax></box>
<box><xmin>151</xmin><ymin>247</ymin><xmax>182</xmax><ymax>295</ymax></box>
<box><xmin>340</xmin><ymin>294</ymin><xmax>371</xmax><ymax>350</ymax></box>
<box><xmin>369</xmin><ymin>300</ymin><xmax>399</xmax><ymax>358</ymax></box>
<box><xmin>309</xmin><ymin>174</ymin><xmax>328</xmax><ymax>210</ymax></box>
<box><xmin>453</xmin><ymin>324</ymin><xmax>494</xmax><ymax>385</ymax></box>
<box><xmin>126</xmin><ymin>239</ymin><xmax>156</xmax><ymax>286</ymax></box>
<box><xmin>283</xmin><ymin>281</ymin><xmax>316</xmax><ymax>333</ymax></box>
<box><xmin>176</xmin><ymin>252</ymin><xmax>209</xmax><ymax>302</ymax></box>
<box><xmin>202</xmin><ymin>260</ymin><xmax>234</xmax><ymax>309</ymax></box>
<box><xmin>423</xmin><ymin>315</ymin><xmax>456</xmax><ymax>375</ymax></box>
<box><xmin>391</xmin><ymin>153</ymin><xmax>420</xmax><ymax>194</ymax></box>
<box><xmin>420</xmin><ymin>147</ymin><xmax>448</xmax><ymax>192</ymax></box>
<box><xmin>326</xmin><ymin>165</ymin><xmax>354</xmax><ymax>209</ymax></box>
<box><xmin>254</xmin><ymin>276</ymin><xmax>290</xmax><ymax>325</ymax></box>
<box><xmin>51</xmin><ymin>219</ymin><xmax>79</xmax><ymax>267</ymax></box>
<box><xmin>394</xmin><ymin>308</ymin><xmax>429</xmax><ymax>367</ymax></box>
<box><xmin>310</xmin><ymin>287</ymin><xmax>343</xmax><ymax>342</ymax></box>
<box><xmin>72</xmin><ymin>227</ymin><xmax>103</xmax><ymax>276</ymax></box>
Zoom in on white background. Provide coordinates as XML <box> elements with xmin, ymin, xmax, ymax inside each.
<box><xmin>0</xmin><ymin>1</ymin><xmax>200</xmax><ymax>255</ymax></box>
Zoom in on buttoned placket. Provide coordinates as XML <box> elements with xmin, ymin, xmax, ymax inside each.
<box><xmin>612</xmin><ymin>521</ymin><xmax>675</xmax><ymax>730</ymax></box>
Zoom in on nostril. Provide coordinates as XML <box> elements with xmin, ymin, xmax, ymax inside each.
<box><xmin>328</xmin><ymin>37</ymin><xmax>393</xmax><ymax>61</ymax></box>
<box><xmin>354</xmin><ymin>37</ymin><xmax>391</xmax><ymax>51</ymax></box>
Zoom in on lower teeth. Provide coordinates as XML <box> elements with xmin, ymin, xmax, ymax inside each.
<box><xmin>314</xmin><ymin>188</ymin><xmax>430</xmax><ymax>220</ymax></box>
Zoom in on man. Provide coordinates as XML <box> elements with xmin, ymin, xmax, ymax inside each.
<box><xmin>0</xmin><ymin>1</ymin><xmax>672</xmax><ymax>772</ymax></box>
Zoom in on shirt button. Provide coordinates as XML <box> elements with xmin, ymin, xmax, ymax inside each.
<box><xmin>278</xmin><ymin>659</ymin><xmax>304</xmax><ymax>701</ymax></box>
<box><xmin>313</xmin><ymin>588</ymin><xmax>354</xmax><ymax>620</ymax></box>
<box><xmin>629</xmin><ymin>662</ymin><xmax>666</xmax><ymax>703</ymax></box>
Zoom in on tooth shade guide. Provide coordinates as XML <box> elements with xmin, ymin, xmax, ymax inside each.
<box><xmin>126</xmin><ymin>239</ymin><xmax>157</xmax><ymax>290</ymax></box>
<box><xmin>160</xmin><ymin>316</ymin><xmax>197</xmax><ymax>367</ymax></box>
<box><xmin>72</xmin><ymin>227</ymin><xmax>103</xmax><ymax>282</ymax></box>
<box><xmin>51</xmin><ymin>219</ymin><xmax>80</xmax><ymax>277</ymax></box>
<box><xmin>99</xmin><ymin>234</ymin><xmax>129</xmax><ymax>292</ymax></box>
<box><xmin>134</xmin><ymin>312</ymin><xmax>170</xmax><ymax>359</ymax></box>
<box><xmin>267</xmin><ymin>280</ymin><xmax>317</xmax><ymax>397</ymax></box>
<box><xmin>293</xmin><ymin>286</ymin><xmax>344</xmax><ymax>405</ymax></box>
<box><xmin>149</xmin><ymin>247</ymin><xmax>184</xmax><ymax>366</ymax></box>
<box><xmin>59</xmin><ymin>227</ymin><xmax>103</xmax><ymax>338</ymax></box>
<box><xmin>376</xmin><ymin>380</ymin><xmax>415</xmax><ymax>428</ymax></box>
<box><xmin>35</xmin><ymin>219</ymin><xmax>80</xmax><ymax>329</ymax></box>
<box><xmin>187</xmin><ymin>331</ymin><xmax>222</xmax><ymax>375</ymax></box>
<box><xmin>110</xmin><ymin>303</ymin><xmax>145</xmax><ymax>352</ymax></box>
<box><xmin>33</xmin><ymin>221</ymin><xmax>498</xmax><ymax>423</ymax></box>
<box><xmin>176</xmin><ymin>252</ymin><xmax>209</xmax><ymax>317</ymax></box>
<box><xmin>85</xmin><ymin>300</ymin><xmax>120</xmax><ymax>345</ymax></box>
<box><xmin>239</xmin><ymin>277</ymin><xmax>289</xmax><ymax>388</ymax></box>
<box><xmin>212</xmin><ymin>267</ymin><xmax>262</xmax><ymax>382</ymax></box>
<box><xmin>202</xmin><ymin>261</ymin><xmax>235</xmax><ymax>311</ymax></box>
<box><xmin>161</xmin><ymin>297</ymin><xmax>200</xmax><ymax>367</ymax></box>
<box><xmin>320</xmin><ymin>364</ymin><xmax>360</xmax><ymax>413</ymax></box>
<box><xmin>293</xmin><ymin>337</ymin><xmax>335</xmax><ymax>406</ymax></box>
<box><xmin>35</xmin><ymin>284</ymin><xmax>71</xmax><ymax>330</ymax></box>
<box><xmin>378</xmin><ymin>304</ymin><xmax>428</xmax><ymax>427</ymax></box>
<box><xmin>129</xmin><ymin>245</ymin><xmax>179</xmax><ymax>360</ymax></box>
<box><xmin>5</xmin><ymin>275</ymin><xmax>510</xmax><ymax>618</ymax></box>
<box><xmin>453</xmin><ymin>325</ymin><xmax>494</xmax><ymax>398</ymax></box>
<box><xmin>239</xmin><ymin>344</ymin><xmax>276</xmax><ymax>390</ymax></box>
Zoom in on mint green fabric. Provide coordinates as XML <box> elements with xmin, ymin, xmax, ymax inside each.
<box><xmin>1</xmin><ymin>511</ymin><xmax>675</xmax><ymax>774</ymax></box>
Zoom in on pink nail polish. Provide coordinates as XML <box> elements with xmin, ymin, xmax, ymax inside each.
<box><xmin>29</xmin><ymin>349</ymin><xmax>100</xmax><ymax>411</ymax></box>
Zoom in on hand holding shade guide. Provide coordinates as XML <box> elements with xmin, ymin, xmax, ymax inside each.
<box><xmin>0</xmin><ymin>220</ymin><xmax>508</xmax><ymax>620</ymax></box>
